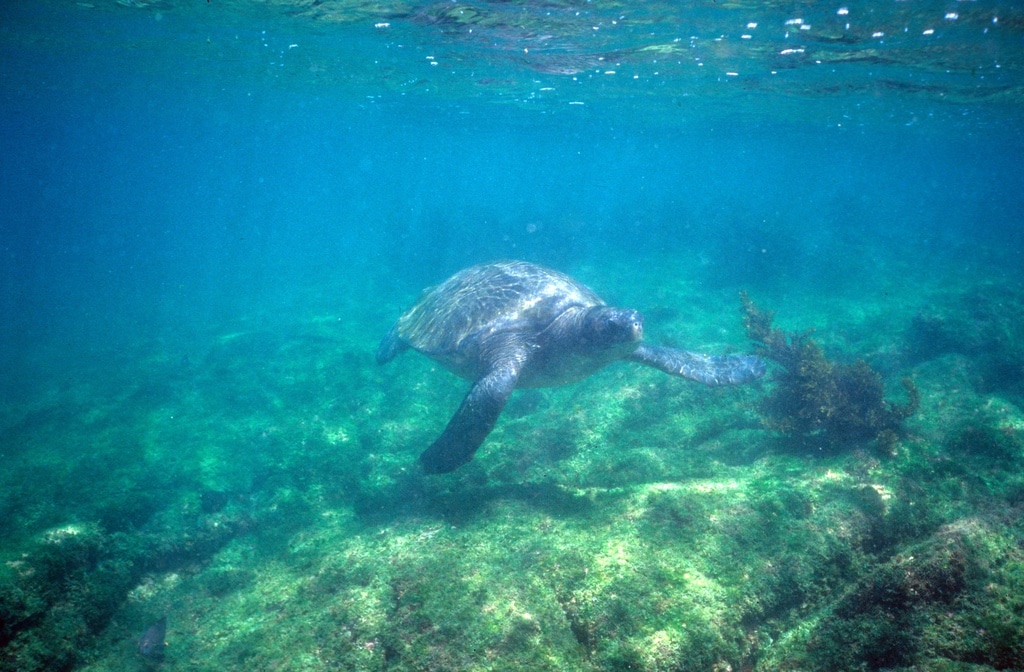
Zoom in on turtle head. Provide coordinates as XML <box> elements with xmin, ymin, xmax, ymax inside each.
<box><xmin>581</xmin><ymin>307</ymin><xmax>644</xmax><ymax>351</ymax></box>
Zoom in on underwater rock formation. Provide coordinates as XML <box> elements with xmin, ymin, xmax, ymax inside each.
<box><xmin>905</xmin><ymin>282</ymin><xmax>1024</xmax><ymax>401</ymax></box>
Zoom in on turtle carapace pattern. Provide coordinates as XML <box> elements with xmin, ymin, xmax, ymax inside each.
<box><xmin>377</xmin><ymin>261</ymin><xmax>765</xmax><ymax>474</ymax></box>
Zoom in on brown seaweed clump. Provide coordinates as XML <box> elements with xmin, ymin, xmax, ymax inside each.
<box><xmin>740</xmin><ymin>292</ymin><xmax>919</xmax><ymax>452</ymax></box>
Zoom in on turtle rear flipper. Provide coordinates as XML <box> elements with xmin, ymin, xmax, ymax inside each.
<box><xmin>420</xmin><ymin>342</ymin><xmax>528</xmax><ymax>474</ymax></box>
<box><xmin>376</xmin><ymin>325</ymin><xmax>409</xmax><ymax>364</ymax></box>
<box><xmin>629</xmin><ymin>344</ymin><xmax>765</xmax><ymax>385</ymax></box>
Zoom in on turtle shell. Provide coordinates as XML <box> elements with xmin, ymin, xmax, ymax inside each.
<box><xmin>395</xmin><ymin>261</ymin><xmax>603</xmax><ymax>361</ymax></box>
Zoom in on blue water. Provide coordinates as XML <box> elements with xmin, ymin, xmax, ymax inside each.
<box><xmin>3</xmin><ymin>1</ymin><xmax>1021</xmax><ymax>379</ymax></box>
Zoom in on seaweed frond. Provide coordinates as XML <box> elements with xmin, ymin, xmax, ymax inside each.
<box><xmin>740</xmin><ymin>292</ymin><xmax>919</xmax><ymax>451</ymax></box>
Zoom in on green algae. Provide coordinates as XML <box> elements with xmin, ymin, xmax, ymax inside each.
<box><xmin>1</xmin><ymin>263</ymin><xmax>1023</xmax><ymax>672</ymax></box>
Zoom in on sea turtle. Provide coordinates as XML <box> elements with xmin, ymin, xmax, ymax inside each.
<box><xmin>377</xmin><ymin>261</ymin><xmax>765</xmax><ymax>474</ymax></box>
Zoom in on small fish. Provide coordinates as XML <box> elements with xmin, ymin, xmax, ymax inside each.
<box><xmin>138</xmin><ymin>616</ymin><xmax>167</xmax><ymax>658</ymax></box>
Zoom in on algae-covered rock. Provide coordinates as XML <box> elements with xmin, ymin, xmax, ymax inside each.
<box><xmin>758</xmin><ymin>515</ymin><xmax>1024</xmax><ymax>671</ymax></box>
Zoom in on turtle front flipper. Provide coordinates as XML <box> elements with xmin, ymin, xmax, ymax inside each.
<box><xmin>628</xmin><ymin>344</ymin><xmax>765</xmax><ymax>386</ymax></box>
<box><xmin>420</xmin><ymin>347</ymin><xmax>527</xmax><ymax>474</ymax></box>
